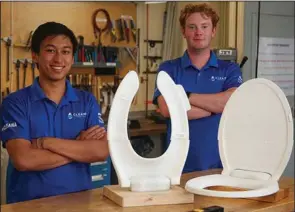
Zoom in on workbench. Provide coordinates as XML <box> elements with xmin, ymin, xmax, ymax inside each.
<box><xmin>1</xmin><ymin>169</ymin><xmax>294</xmax><ymax>212</ymax></box>
<box><xmin>128</xmin><ymin>118</ymin><xmax>166</xmax><ymax>137</ymax></box>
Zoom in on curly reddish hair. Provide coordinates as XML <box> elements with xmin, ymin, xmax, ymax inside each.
<box><xmin>179</xmin><ymin>3</ymin><xmax>220</xmax><ymax>29</ymax></box>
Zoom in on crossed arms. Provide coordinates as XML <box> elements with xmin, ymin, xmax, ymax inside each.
<box><xmin>157</xmin><ymin>87</ymin><xmax>237</xmax><ymax>120</ymax></box>
<box><xmin>6</xmin><ymin>125</ymin><xmax>109</xmax><ymax>172</ymax></box>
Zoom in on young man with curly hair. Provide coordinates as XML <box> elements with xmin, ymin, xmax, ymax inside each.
<box><xmin>153</xmin><ymin>3</ymin><xmax>243</xmax><ymax>173</ymax></box>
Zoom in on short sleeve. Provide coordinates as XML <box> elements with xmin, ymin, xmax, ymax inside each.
<box><xmin>223</xmin><ymin>63</ymin><xmax>243</xmax><ymax>91</ymax></box>
<box><xmin>152</xmin><ymin>62</ymin><xmax>175</xmax><ymax>105</ymax></box>
<box><xmin>0</xmin><ymin>98</ymin><xmax>30</xmax><ymax>148</ymax></box>
<box><xmin>86</xmin><ymin>94</ymin><xmax>105</xmax><ymax>128</ymax></box>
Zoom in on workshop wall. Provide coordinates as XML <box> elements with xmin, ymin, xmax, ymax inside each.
<box><xmin>0</xmin><ymin>1</ymin><xmax>138</xmax><ymax>108</ymax></box>
<box><xmin>1</xmin><ymin>1</ymin><xmax>245</xmax><ymax>113</ymax></box>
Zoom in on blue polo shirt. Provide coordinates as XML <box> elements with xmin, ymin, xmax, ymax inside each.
<box><xmin>153</xmin><ymin>50</ymin><xmax>243</xmax><ymax>173</ymax></box>
<box><xmin>0</xmin><ymin>77</ymin><xmax>104</xmax><ymax>203</ymax></box>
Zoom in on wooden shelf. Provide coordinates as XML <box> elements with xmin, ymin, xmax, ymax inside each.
<box><xmin>69</xmin><ymin>69</ymin><xmax>95</xmax><ymax>75</ymax></box>
<box><xmin>143</xmin><ymin>56</ymin><xmax>162</xmax><ymax>60</ymax></box>
<box><xmin>72</xmin><ymin>62</ymin><xmax>118</xmax><ymax>68</ymax></box>
<box><xmin>144</xmin><ymin>40</ymin><xmax>163</xmax><ymax>43</ymax></box>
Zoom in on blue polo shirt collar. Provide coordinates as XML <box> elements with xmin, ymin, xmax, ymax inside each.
<box><xmin>181</xmin><ymin>50</ymin><xmax>219</xmax><ymax>70</ymax></box>
<box><xmin>30</xmin><ymin>77</ymin><xmax>79</xmax><ymax>103</ymax></box>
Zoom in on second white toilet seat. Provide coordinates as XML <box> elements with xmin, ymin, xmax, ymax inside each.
<box><xmin>185</xmin><ymin>174</ymin><xmax>279</xmax><ymax>198</ymax></box>
<box><xmin>185</xmin><ymin>78</ymin><xmax>294</xmax><ymax>198</ymax></box>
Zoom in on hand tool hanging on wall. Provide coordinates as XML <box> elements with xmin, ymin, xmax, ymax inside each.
<box><xmin>77</xmin><ymin>36</ymin><xmax>85</xmax><ymax>62</ymax></box>
<box><xmin>124</xmin><ymin>47</ymin><xmax>137</xmax><ymax>63</ymax></box>
<box><xmin>1</xmin><ymin>37</ymin><xmax>12</xmax><ymax>82</ymax></box>
<box><xmin>239</xmin><ymin>56</ymin><xmax>248</xmax><ymax>68</ymax></box>
<box><xmin>92</xmin><ymin>8</ymin><xmax>112</xmax><ymax>45</ymax></box>
<box><xmin>88</xmin><ymin>74</ymin><xmax>92</xmax><ymax>93</ymax></box>
<box><xmin>97</xmin><ymin>45</ymin><xmax>106</xmax><ymax>63</ymax></box>
<box><xmin>68</xmin><ymin>74</ymin><xmax>73</xmax><ymax>85</ymax></box>
<box><xmin>92</xmin><ymin>9</ymin><xmax>112</xmax><ymax>65</ymax></box>
<box><xmin>122</xmin><ymin>18</ymin><xmax>130</xmax><ymax>43</ymax></box>
<box><xmin>100</xmin><ymin>84</ymin><xmax>108</xmax><ymax>115</ymax></box>
<box><xmin>130</xmin><ymin>18</ymin><xmax>137</xmax><ymax>42</ymax></box>
<box><xmin>136</xmin><ymin>28</ymin><xmax>140</xmax><ymax>74</ymax></box>
<box><xmin>21</xmin><ymin>59</ymin><xmax>28</xmax><ymax>88</ymax></box>
<box><xmin>25</xmin><ymin>31</ymin><xmax>33</xmax><ymax>51</ymax></box>
<box><xmin>116</xmin><ymin>18</ymin><xmax>125</xmax><ymax>42</ymax></box>
<box><xmin>109</xmin><ymin>20</ymin><xmax>117</xmax><ymax>43</ymax></box>
<box><xmin>15</xmin><ymin>60</ymin><xmax>21</xmax><ymax>91</ymax></box>
<box><xmin>31</xmin><ymin>61</ymin><xmax>36</xmax><ymax>82</ymax></box>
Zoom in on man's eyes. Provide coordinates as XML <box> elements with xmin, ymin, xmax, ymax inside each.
<box><xmin>62</xmin><ymin>50</ymin><xmax>71</xmax><ymax>54</ymax></box>
<box><xmin>45</xmin><ymin>49</ymin><xmax>71</xmax><ymax>54</ymax></box>
<box><xmin>187</xmin><ymin>25</ymin><xmax>209</xmax><ymax>30</ymax></box>
<box><xmin>45</xmin><ymin>49</ymin><xmax>55</xmax><ymax>53</ymax></box>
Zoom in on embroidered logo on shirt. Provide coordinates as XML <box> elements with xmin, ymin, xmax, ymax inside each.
<box><xmin>211</xmin><ymin>76</ymin><xmax>227</xmax><ymax>81</ymax></box>
<box><xmin>73</xmin><ymin>112</ymin><xmax>87</xmax><ymax>118</ymax></box>
<box><xmin>1</xmin><ymin>122</ymin><xmax>17</xmax><ymax>132</ymax></box>
<box><xmin>98</xmin><ymin>113</ymin><xmax>104</xmax><ymax>124</ymax></box>
<box><xmin>68</xmin><ymin>112</ymin><xmax>87</xmax><ymax>119</ymax></box>
<box><xmin>68</xmin><ymin>113</ymin><xmax>73</xmax><ymax>120</ymax></box>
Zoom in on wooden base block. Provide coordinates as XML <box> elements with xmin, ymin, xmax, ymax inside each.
<box><xmin>103</xmin><ymin>185</ymin><xmax>194</xmax><ymax>207</ymax></box>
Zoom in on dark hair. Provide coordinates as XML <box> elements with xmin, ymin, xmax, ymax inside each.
<box><xmin>31</xmin><ymin>22</ymin><xmax>78</xmax><ymax>55</ymax></box>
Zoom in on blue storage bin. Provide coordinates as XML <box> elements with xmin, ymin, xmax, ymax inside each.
<box><xmin>90</xmin><ymin>157</ymin><xmax>111</xmax><ymax>188</ymax></box>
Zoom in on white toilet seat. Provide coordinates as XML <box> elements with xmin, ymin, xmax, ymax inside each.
<box><xmin>185</xmin><ymin>174</ymin><xmax>279</xmax><ymax>198</ymax></box>
<box><xmin>107</xmin><ymin>71</ymin><xmax>190</xmax><ymax>190</ymax></box>
<box><xmin>185</xmin><ymin>78</ymin><xmax>294</xmax><ymax>198</ymax></box>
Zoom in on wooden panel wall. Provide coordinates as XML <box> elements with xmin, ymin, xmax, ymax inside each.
<box><xmin>0</xmin><ymin>1</ymin><xmax>137</xmax><ymax>104</ymax></box>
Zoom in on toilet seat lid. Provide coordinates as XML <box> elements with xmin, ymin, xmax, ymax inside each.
<box><xmin>218</xmin><ymin>78</ymin><xmax>293</xmax><ymax>181</ymax></box>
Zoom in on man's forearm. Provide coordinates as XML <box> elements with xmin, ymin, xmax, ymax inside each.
<box><xmin>157</xmin><ymin>95</ymin><xmax>211</xmax><ymax>120</ymax></box>
<box><xmin>43</xmin><ymin>137</ymin><xmax>109</xmax><ymax>163</ymax></box>
<box><xmin>189</xmin><ymin>88</ymin><xmax>236</xmax><ymax>114</ymax></box>
<box><xmin>18</xmin><ymin>148</ymin><xmax>72</xmax><ymax>171</ymax></box>
<box><xmin>187</xmin><ymin>106</ymin><xmax>212</xmax><ymax>120</ymax></box>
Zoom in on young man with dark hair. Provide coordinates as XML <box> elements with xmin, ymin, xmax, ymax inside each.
<box><xmin>0</xmin><ymin>22</ymin><xmax>109</xmax><ymax>203</ymax></box>
<box><xmin>153</xmin><ymin>3</ymin><xmax>243</xmax><ymax>173</ymax></box>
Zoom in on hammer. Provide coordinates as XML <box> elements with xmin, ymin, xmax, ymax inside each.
<box><xmin>14</xmin><ymin>60</ymin><xmax>21</xmax><ymax>90</ymax></box>
<box><xmin>20</xmin><ymin>59</ymin><xmax>28</xmax><ymax>88</ymax></box>
<box><xmin>31</xmin><ymin>60</ymin><xmax>36</xmax><ymax>82</ymax></box>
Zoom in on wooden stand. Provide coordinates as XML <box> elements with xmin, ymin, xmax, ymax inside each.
<box><xmin>206</xmin><ymin>186</ymin><xmax>290</xmax><ymax>203</ymax></box>
<box><xmin>194</xmin><ymin>186</ymin><xmax>293</xmax><ymax>212</ymax></box>
<box><xmin>103</xmin><ymin>185</ymin><xmax>194</xmax><ymax>207</ymax></box>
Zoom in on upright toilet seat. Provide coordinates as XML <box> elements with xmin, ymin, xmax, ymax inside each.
<box><xmin>185</xmin><ymin>78</ymin><xmax>294</xmax><ymax>198</ymax></box>
<box><xmin>107</xmin><ymin>71</ymin><xmax>191</xmax><ymax>190</ymax></box>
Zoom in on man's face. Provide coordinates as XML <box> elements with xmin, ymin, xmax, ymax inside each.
<box><xmin>182</xmin><ymin>12</ymin><xmax>216</xmax><ymax>51</ymax></box>
<box><xmin>32</xmin><ymin>35</ymin><xmax>74</xmax><ymax>82</ymax></box>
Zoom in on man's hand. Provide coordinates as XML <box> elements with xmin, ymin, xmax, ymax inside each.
<box><xmin>77</xmin><ymin>125</ymin><xmax>106</xmax><ymax>140</ymax></box>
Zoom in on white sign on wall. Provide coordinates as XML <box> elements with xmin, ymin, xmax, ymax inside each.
<box><xmin>257</xmin><ymin>37</ymin><xmax>294</xmax><ymax>96</ymax></box>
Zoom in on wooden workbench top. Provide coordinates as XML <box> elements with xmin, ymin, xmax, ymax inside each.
<box><xmin>129</xmin><ymin>118</ymin><xmax>166</xmax><ymax>137</ymax></box>
<box><xmin>1</xmin><ymin>169</ymin><xmax>294</xmax><ymax>212</ymax></box>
